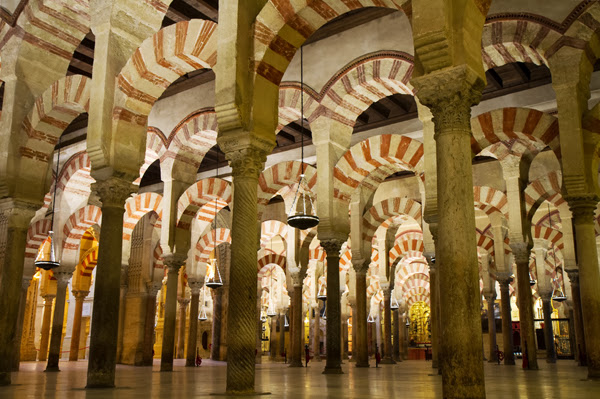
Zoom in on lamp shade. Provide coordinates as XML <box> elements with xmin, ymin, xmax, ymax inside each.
<box><xmin>34</xmin><ymin>231</ymin><xmax>60</xmax><ymax>271</ymax></box>
<box><xmin>205</xmin><ymin>258</ymin><xmax>223</xmax><ymax>289</ymax></box>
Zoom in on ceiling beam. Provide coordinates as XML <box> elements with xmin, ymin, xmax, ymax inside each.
<box><xmin>181</xmin><ymin>0</ymin><xmax>218</xmax><ymax>21</ymax></box>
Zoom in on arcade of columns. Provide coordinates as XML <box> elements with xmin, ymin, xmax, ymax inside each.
<box><xmin>1</xmin><ymin>1</ymin><xmax>600</xmax><ymax>398</ymax></box>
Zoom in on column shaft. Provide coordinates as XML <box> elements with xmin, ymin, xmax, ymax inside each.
<box><xmin>12</xmin><ymin>280</ymin><xmax>30</xmax><ymax>371</ymax></box>
<box><xmin>322</xmin><ymin>240</ymin><xmax>343</xmax><ymax>374</ymax></box>
<box><xmin>313</xmin><ymin>304</ymin><xmax>321</xmax><ymax>361</ymax></box>
<box><xmin>570</xmin><ymin>201</ymin><xmax>600</xmax><ymax>379</ymax></box>
<box><xmin>211</xmin><ymin>288</ymin><xmax>223</xmax><ymax>360</ymax></box>
<box><xmin>541</xmin><ymin>297</ymin><xmax>556</xmax><ymax>363</ymax></box>
<box><xmin>354</xmin><ymin>270</ymin><xmax>369</xmax><ymax>367</ymax></box>
<box><xmin>279</xmin><ymin>314</ymin><xmax>286</xmax><ymax>360</ymax></box>
<box><xmin>186</xmin><ymin>292</ymin><xmax>200</xmax><ymax>367</ymax></box>
<box><xmin>514</xmin><ymin>248</ymin><xmax>538</xmax><ymax>369</ymax></box>
<box><xmin>567</xmin><ymin>271</ymin><xmax>586</xmax><ymax>366</ymax></box>
<box><xmin>429</xmin><ymin>266</ymin><xmax>440</xmax><ymax>368</ymax></box>
<box><xmin>46</xmin><ymin>275</ymin><xmax>70</xmax><ymax>371</ymax></box>
<box><xmin>498</xmin><ymin>280</ymin><xmax>515</xmax><ymax>365</ymax></box>
<box><xmin>160</xmin><ymin>265</ymin><xmax>181</xmax><ymax>371</ymax></box>
<box><xmin>69</xmin><ymin>292</ymin><xmax>87</xmax><ymax>361</ymax></box>
<box><xmin>380</xmin><ymin>295</ymin><xmax>395</xmax><ymax>364</ymax></box>
<box><xmin>486</xmin><ymin>295</ymin><xmax>498</xmax><ymax>363</ymax></box>
<box><xmin>176</xmin><ymin>299</ymin><xmax>189</xmax><ymax>359</ymax></box>
<box><xmin>141</xmin><ymin>292</ymin><xmax>158</xmax><ymax>366</ymax></box>
<box><xmin>289</xmin><ymin>287</ymin><xmax>303</xmax><ymax>367</ymax></box>
<box><xmin>38</xmin><ymin>296</ymin><xmax>55</xmax><ymax>362</ymax></box>
<box><xmin>393</xmin><ymin>309</ymin><xmax>401</xmax><ymax>362</ymax></box>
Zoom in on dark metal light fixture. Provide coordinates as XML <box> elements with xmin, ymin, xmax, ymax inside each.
<box><xmin>205</xmin><ymin>150</ymin><xmax>223</xmax><ymax>289</ymax></box>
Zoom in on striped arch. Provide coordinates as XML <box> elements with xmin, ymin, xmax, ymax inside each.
<box><xmin>471</xmin><ymin>108</ymin><xmax>560</xmax><ymax>158</ymax></box>
<box><xmin>532</xmin><ymin>226</ymin><xmax>563</xmax><ymax>247</ymax></box>
<box><xmin>396</xmin><ymin>257</ymin><xmax>429</xmax><ymax>289</ymax></box>
<box><xmin>153</xmin><ymin>242</ymin><xmax>164</xmax><ymax>270</ymax></box>
<box><xmin>195</xmin><ymin>228</ymin><xmax>232</xmax><ymax>264</ymax></box>
<box><xmin>257</xmin><ymin>253</ymin><xmax>287</xmax><ymax>273</ymax></box>
<box><xmin>25</xmin><ymin>218</ymin><xmax>52</xmax><ymax>260</ymax></box>
<box><xmin>136</xmin><ymin>127</ymin><xmax>168</xmax><ymax>184</ymax></box>
<box><xmin>559</xmin><ymin>2</ymin><xmax>600</xmax><ymax>69</ymax></box>
<box><xmin>320</xmin><ymin>54</ymin><xmax>414</xmax><ymax>125</ymax></box>
<box><xmin>253</xmin><ymin>0</ymin><xmax>410</xmax><ymax>87</ymax></box>
<box><xmin>473</xmin><ymin>186</ymin><xmax>508</xmax><ymax>218</ymax></box>
<box><xmin>309</xmin><ymin>246</ymin><xmax>326</xmax><ymax>263</ymax></box>
<box><xmin>334</xmin><ymin>135</ymin><xmax>424</xmax><ymax>202</ymax></box>
<box><xmin>177</xmin><ymin>178</ymin><xmax>232</xmax><ymax>230</ymax></box>
<box><xmin>277</xmin><ymin>86</ymin><xmax>320</xmax><ymax>132</ymax></box>
<box><xmin>339</xmin><ymin>248</ymin><xmax>352</xmax><ymax>272</ymax></box>
<box><xmin>402</xmin><ymin>273</ymin><xmax>430</xmax><ymax>293</ymax></box>
<box><xmin>56</xmin><ymin>151</ymin><xmax>93</xmax><ymax>194</ymax></box>
<box><xmin>114</xmin><ymin>20</ymin><xmax>218</xmax><ymax>124</ymax></box>
<box><xmin>163</xmin><ymin>109</ymin><xmax>218</xmax><ymax>179</ymax></box>
<box><xmin>480</xmin><ymin>19</ymin><xmax>561</xmax><ymax>70</ymax></box>
<box><xmin>61</xmin><ymin>205</ymin><xmax>102</xmax><ymax>265</ymax></box>
<box><xmin>260</xmin><ymin>220</ymin><xmax>288</xmax><ymax>248</ymax></box>
<box><xmin>123</xmin><ymin>193</ymin><xmax>163</xmax><ymax>241</ymax></box>
<box><xmin>476</xmin><ymin>231</ymin><xmax>495</xmax><ymax>254</ymax></box>
<box><xmin>523</xmin><ymin>171</ymin><xmax>564</xmax><ymax>220</ymax></box>
<box><xmin>404</xmin><ymin>286</ymin><xmax>430</xmax><ymax>307</ymax></box>
<box><xmin>363</xmin><ymin>197</ymin><xmax>422</xmax><ymax>244</ymax></box>
<box><xmin>258</xmin><ymin>161</ymin><xmax>317</xmax><ymax>217</ymax></box>
<box><xmin>396</xmin><ymin>230</ymin><xmax>424</xmax><ymax>254</ymax></box>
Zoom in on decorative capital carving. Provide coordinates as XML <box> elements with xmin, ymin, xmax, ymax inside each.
<box><xmin>483</xmin><ymin>291</ymin><xmax>496</xmax><ymax>301</ymax></box>
<box><xmin>0</xmin><ymin>198</ymin><xmax>39</xmax><ymax>229</ymax></box>
<box><xmin>539</xmin><ymin>291</ymin><xmax>552</xmax><ymax>301</ymax></box>
<box><xmin>352</xmin><ymin>258</ymin><xmax>370</xmax><ymax>275</ymax></box>
<box><xmin>72</xmin><ymin>290</ymin><xmax>90</xmax><ymax>300</ymax></box>
<box><xmin>163</xmin><ymin>253</ymin><xmax>186</xmax><ymax>272</ymax></box>
<box><xmin>320</xmin><ymin>239</ymin><xmax>344</xmax><ymax>258</ymax></box>
<box><xmin>21</xmin><ymin>277</ymin><xmax>32</xmax><ymax>290</ymax></box>
<box><xmin>412</xmin><ymin>65</ymin><xmax>484</xmax><ymax>139</ymax></box>
<box><xmin>188</xmin><ymin>279</ymin><xmax>203</xmax><ymax>295</ymax></box>
<box><xmin>146</xmin><ymin>281</ymin><xmax>162</xmax><ymax>297</ymax></box>
<box><xmin>178</xmin><ymin>297</ymin><xmax>191</xmax><ymax>306</ymax></box>
<box><xmin>495</xmin><ymin>272</ymin><xmax>513</xmax><ymax>287</ymax></box>
<box><xmin>509</xmin><ymin>242</ymin><xmax>531</xmax><ymax>265</ymax></box>
<box><xmin>225</xmin><ymin>146</ymin><xmax>270</xmax><ymax>179</ymax></box>
<box><xmin>54</xmin><ymin>269</ymin><xmax>74</xmax><ymax>285</ymax></box>
<box><xmin>565</xmin><ymin>269</ymin><xmax>579</xmax><ymax>286</ymax></box>
<box><xmin>566</xmin><ymin>195</ymin><xmax>599</xmax><ymax>225</ymax></box>
<box><xmin>92</xmin><ymin>177</ymin><xmax>136</xmax><ymax>209</ymax></box>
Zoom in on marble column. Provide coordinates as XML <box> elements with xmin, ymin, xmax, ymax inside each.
<box><xmin>428</xmin><ymin>260</ymin><xmax>440</xmax><ymax>368</ymax></box>
<box><xmin>46</xmin><ymin>270</ymin><xmax>73</xmax><ymax>371</ymax></box>
<box><xmin>69</xmin><ymin>290</ymin><xmax>89</xmax><ymax>361</ymax></box>
<box><xmin>485</xmin><ymin>292</ymin><xmax>498</xmax><ymax>363</ymax></box>
<box><xmin>393</xmin><ymin>309</ymin><xmax>401</xmax><ymax>362</ymax></box>
<box><xmin>321</xmin><ymin>239</ymin><xmax>343</xmax><ymax>374</ymax></box>
<box><xmin>0</xmin><ymin>201</ymin><xmax>37</xmax><ymax>385</ymax></box>
<box><xmin>142</xmin><ymin>282</ymin><xmax>161</xmax><ymax>366</ymax></box>
<box><xmin>289</xmin><ymin>284</ymin><xmax>303</xmax><ymax>367</ymax></box>
<box><xmin>38</xmin><ymin>294</ymin><xmax>55</xmax><ymax>362</ymax></box>
<box><xmin>186</xmin><ymin>281</ymin><xmax>202</xmax><ymax>367</ymax></box>
<box><xmin>211</xmin><ymin>287</ymin><xmax>223</xmax><ymax>360</ymax></box>
<box><xmin>269</xmin><ymin>317</ymin><xmax>277</xmax><ymax>360</ymax></box>
<box><xmin>313</xmin><ymin>303</ymin><xmax>321</xmax><ymax>361</ymax></box>
<box><xmin>279</xmin><ymin>313</ymin><xmax>286</xmax><ymax>361</ymax></box>
<box><xmin>116</xmin><ymin>274</ymin><xmax>128</xmax><ymax>364</ymax></box>
<box><xmin>497</xmin><ymin>275</ymin><xmax>515</xmax><ymax>365</ymax></box>
<box><xmin>12</xmin><ymin>278</ymin><xmax>32</xmax><ymax>371</ymax></box>
<box><xmin>176</xmin><ymin>298</ymin><xmax>190</xmax><ymax>359</ymax></box>
<box><xmin>86</xmin><ymin>178</ymin><xmax>134</xmax><ymax>388</ymax></box>
<box><xmin>540</xmin><ymin>292</ymin><xmax>557</xmax><ymax>363</ymax></box>
<box><xmin>568</xmin><ymin>198</ymin><xmax>600</xmax><ymax>379</ymax></box>
<box><xmin>402</xmin><ymin>313</ymin><xmax>409</xmax><ymax>360</ymax></box>
<box><xmin>413</xmin><ymin>68</ymin><xmax>485</xmax><ymax>397</ymax></box>
<box><xmin>349</xmin><ymin>303</ymin><xmax>357</xmax><ymax>362</ymax></box>
<box><xmin>353</xmin><ymin>265</ymin><xmax>369</xmax><ymax>367</ymax></box>
<box><xmin>566</xmin><ymin>269</ymin><xmax>586</xmax><ymax>366</ymax></box>
<box><xmin>21</xmin><ymin>278</ymin><xmax>39</xmax><ymax>362</ymax></box>
<box><xmin>380</xmin><ymin>292</ymin><xmax>396</xmax><ymax>364</ymax></box>
<box><xmin>511</xmin><ymin>243</ymin><xmax>538</xmax><ymax>370</ymax></box>
<box><xmin>160</xmin><ymin>255</ymin><xmax>185</xmax><ymax>372</ymax></box>
<box><xmin>222</xmin><ymin>147</ymin><xmax>269</xmax><ymax>394</ymax></box>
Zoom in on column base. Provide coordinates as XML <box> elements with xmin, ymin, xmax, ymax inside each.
<box><xmin>214</xmin><ymin>391</ymin><xmax>271</xmax><ymax>396</ymax></box>
<box><xmin>587</xmin><ymin>368</ymin><xmax>600</xmax><ymax>380</ymax></box>
<box><xmin>380</xmin><ymin>358</ymin><xmax>396</xmax><ymax>365</ymax></box>
<box><xmin>322</xmin><ymin>366</ymin><xmax>344</xmax><ymax>374</ymax></box>
<box><xmin>44</xmin><ymin>367</ymin><xmax>60</xmax><ymax>372</ymax></box>
<box><xmin>504</xmin><ymin>359</ymin><xmax>515</xmax><ymax>366</ymax></box>
<box><xmin>348</xmin><ymin>357</ymin><xmax>356</xmax><ymax>363</ymax></box>
<box><xmin>160</xmin><ymin>363</ymin><xmax>173</xmax><ymax>372</ymax></box>
<box><xmin>185</xmin><ymin>360</ymin><xmax>195</xmax><ymax>367</ymax></box>
<box><xmin>355</xmin><ymin>362</ymin><xmax>369</xmax><ymax>368</ymax></box>
<box><xmin>86</xmin><ymin>372</ymin><xmax>116</xmax><ymax>389</ymax></box>
<box><xmin>488</xmin><ymin>358</ymin><xmax>498</xmax><ymax>364</ymax></box>
<box><xmin>0</xmin><ymin>372</ymin><xmax>10</xmax><ymax>386</ymax></box>
<box><xmin>288</xmin><ymin>361</ymin><xmax>303</xmax><ymax>367</ymax></box>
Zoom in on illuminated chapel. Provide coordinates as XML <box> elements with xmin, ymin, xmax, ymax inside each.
<box><xmin>1</xmin><ymin>1</ymin><xmax>600</xmax><ymax>398</ymax></box>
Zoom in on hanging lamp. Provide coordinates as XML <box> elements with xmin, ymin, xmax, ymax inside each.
<box><xmin>316</xmin><ymin>262</ymin><xmax>327</xmax><ymax>300</ymax></box>
<box><xmin>198</xmin><ymin>288</ymin><xmax>208</xmax><ymax>321</ymax></box>
<box><xmin>205</xmin><ymin>149</ymin><xmax>223</xmax><ymax>289</ymax></box>
<box><xmin>529</xmin><ymin>270</ymin><xmax>536</xmax><ymax>286</ymax></box>
<box><xmin>367</xmin><ymin>313</ymin><xmax>375</xmax><ymax>323</ymax></box>
<box><xmin>390</xmin><ymin>296</ymin><xmax>400</xmax><ymax>311</ymax></box>
<box><xmin>284</xmin><ymin>314</ymin><xmax>290</xmax><ymax>328</ymax></box>
<box><xmin>321</xmin><ymin>302</ymin><xmax>327</xmax><ymax>320</ymax></box>
<box><xmin>267</xmin><ymin>268</ymin><xmax>278</xmax><ymax>317</ymax></box>
<box><xmin>287</xmin><ymin>46</ymin><xmax>319</xmax><ymax>230</ymax></box>
<box><xmin>35</xmin><ymin>136</ymin><xmax>63</xmax><ymax>271</ymax></box>
<box><xmin>260</xmin><ymin>308</ymin><xmax>268</xmax><ymax>323</ymax></box>
<box><xmin>547</xmin><ymin>204</ymin><xmax>566</xmax><ymax>302</ymax></box>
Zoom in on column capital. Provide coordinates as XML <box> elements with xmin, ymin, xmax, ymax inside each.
<box><xmin>509</xmin><ymin>242</ymin><xmax>531</xmax><ymax>264</ymax></box>
<box><xmin>188</xmin><ymin>280</ymin><xmax>203</xmax><ymax>295</ymax></box>
<box><xmin>565</xmin><ymin>268</ymin><xmax>579</xmax><ymax>285</ymax></box>
<box><xmin>178</xmin><ymin>297</ymin><xmax>191</xmax><ymax>306</ymax></box>
<box><xmin>412</xmin><ymin>65</ymin><xmax>484</xmax><ymax>137</ymax></box>
<box><xmin>495</xmin><ymin>272</ymin><xmax>513</xmax><ymax>286</ymax></box>
<box><xmin>566</xmin><ymin>195</ymin><xmax>599</xmax><ymax>224</ymax></box>
<box><xmin>0</xmin><ymin>198</ymin><xmax>39</xmax><ymax>229</ymax></box>
<box><xmin>539</xmin><ymin>291</ymin><xmax>552</xmax><ymax>302</ymax></box>
<box><xmin>224</xmin><ymin>145</ymin><xmax>270</xmax><ymax>179</ymax></box>
<box><xmin>146</xmin><ymin>281</ymin><xmax>162</xmax><ymax>297</ymax></box>
<box><xmin>163</xmin><ymin>253</ymin><xmax>186</xmax><ymax>272</ymax></box>
<box><xmin>91</xmin><ymin>177</ymin><xmax>136</xmax><ymax>209</ymax></box>
<box><xmin>43</xmin><ymin>294</ymin><xmax>56</xmax><ymax>301</ymax></box>
<box><xmin>352</xmin><ymin>258</ymin><xmax>370</xmax><ymax>275</ymax></box>
<box><xmin>320</xmin><ymin>239</ymin><xmax>344</xmax><ymax>257</ymax></box>
<box><xmin>21</xmin><ymin>277</ymin><xmax>32</xmax><ymax>290</ymax></box>
<box><xmin>72</xmin><ymin>290</ymin><xmax>90</xmax><ymax>300</ymax></box>
<box><xmin>484</xmin><ymin>291</ymin><xmax>497</xmax><ymax>301</ymax></box>
<box><xmin>53</xmin><ymin>269</ymin><xmax>73</xmax><ymax>285</ymax></box>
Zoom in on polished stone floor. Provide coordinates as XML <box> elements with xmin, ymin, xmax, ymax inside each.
<box><xmin>2</xmin><ymin>358</ymin><xmax>599</xmax><ymax>398</ymax></box>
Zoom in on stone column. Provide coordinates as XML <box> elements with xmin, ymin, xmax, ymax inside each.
<box><xmin>289</xmin><ymin>284</ymin><xmax>303</xmax><ymax>367</ymax></box>
<box><xmin>393</xmin><ymin>309</ymin><xmax>401</xmax><ymax>362</ymax></box>
<box><xmin>568</xmin><ymin>198</ymin><xmax>600</xmax><ymax>379</ymax></box>
<box><xmin>46</xmin><ymin>270</ymin><xmax>73</xmax><ymax>371</ymax></box>
<box><xmin>511</xmin><ymin>243</ymin><xmax>538</xmax><ymax>370</ymax></box>
<box><xmin>86</xmin><ymin>178</ymin><xmax>134</xmax><ymax>388</ymax></box>
<box><xmin>160</xmin><ymin>255</ymin><xmax>185</xmax><ymax>372</ymax></box>
<box><xmin>186</xmin><ymin>281</ymin><xmax>202</xmax><ymax>367</ymax></box>
<box><xmin>380</xmin><ymin>292</ymin><xmax>396</xmax><ymax>364</ymax></box>
<box><xmin>222</xmin><ymin>147</ymin><xmax>269</xmax><ymax>394</ymax></box>
<box><xmin>413</xmin><ymin>68</ymin><xmax>486</xmax><ymax>397</ymax></box>
<box><xmin>211</xmin><ymin>287</ymin><xmax>223</xmax><ymax>360</ymax></box>
<box><xmin>12</xmin><ymin>278</ymin><xmax>32</xmax><ymax>371</ymax></box>
<box><xmin>401</xmin><ymin>312</ymin><xmax>408</xmax><ymax>360</ymax></box>
<box><xmin>38</xmin><ymin>295</ymin><xmax>55</xmax><ymax>362</ymax></box>
<box><xmin>21</xmin><ymin>278</ymin><xmax>39</xmax><ymax>362</ymax></box>
<box><xmin>353</xmin><ymin>265</ymin><xmax>369</xmax><ymax>367</ymax></box>
<box><xmin>349</xmin><ymin>303</ymin><xmax>357</xmax><ymax>362</ymax></box>
<box><xmin>69</xmin><ymin>290</ymin><xmax>89</xmax><ymax>361</ymax></box>
<box><xmin>269</xmin><ymin>317</ymin><xmax>277</xmax><ymax>360</ymax></box>
<box><xmin>279</xmin><ymin>313</ymin><xmax>286</xmax><ymax>361</ymax></box>
<box><xmin>176</xmin><ymin>298</ymin><xmax>190</xmax><ymax>359</ymax></box>
<box><xmin>566</xmin><ymin>269</ymin><xmax>586</xmax><ymax>365</ymax></box>
<box><xmin>342</xmin><ymin>318</ymin><xmax>349</xmax><ymax>360</ymax></box>
<box><xmin>497</xmin><ymin>274</ymin><xmax>515</xmax><ymax>365</ymax></box>
<box><xmin>485</xmin><ymin>292</ymin><xmax>498</xmax><ymax>363</ymax></box>
<box><xmin>0</xmin><ymin>200</ymin><xmax>37</xmax><ymax>385</ymax></box>
<box><xmin>142</xmin><ymin>282</ymin><xmax>161</xmax><ymax>366</ymax></box>
<box><xmin>540</xmin><ymin>292</ymin><xmax>557</xmax><ymax>363</ymax></box>
<box><xmin>313</xmin><ymin>302</ymin><xmax>321</xmax><ymax>361</ymax></box>
<box><xmin>321</xmin><ymin>239</ymin><xmax>343</xmax><ymax>374</ymax></box>
<box><xmin>428</xmin><ymin>259</ymin><xmax>440</xmax><ymax>369</ymax></box>
<box><xmin>116</xmin><ymin>273</ymin><xmax>128</xmax><ymax>364</ymax></box>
